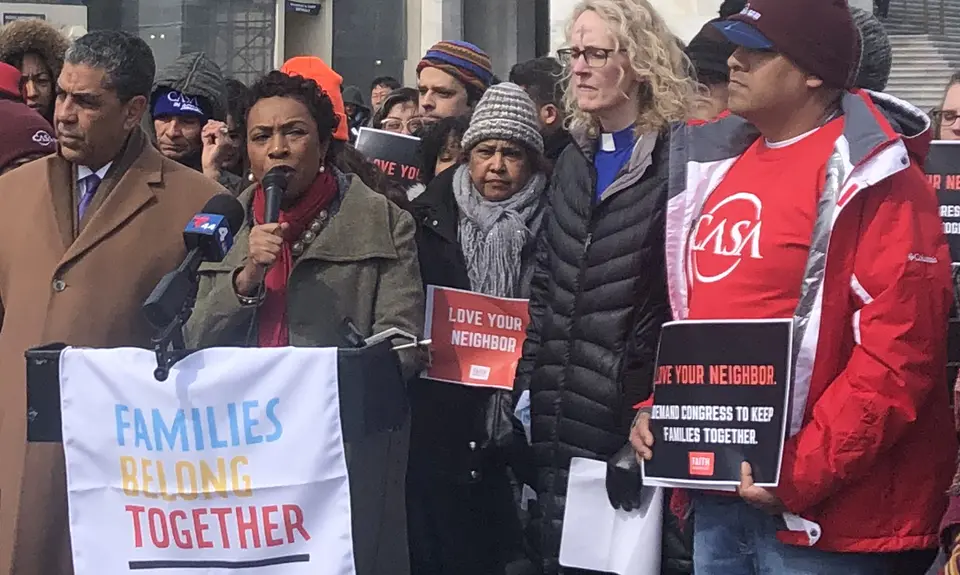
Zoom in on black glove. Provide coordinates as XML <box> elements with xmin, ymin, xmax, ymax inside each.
<box><xmin>605</xmin><ymin>442</ymin><xmax>644</xmax><ymax>511</ymax></box>
<box><xmin>483</xmin><ymin>390</ymin><xmax>517</xmax><ymax>450</ymax></box>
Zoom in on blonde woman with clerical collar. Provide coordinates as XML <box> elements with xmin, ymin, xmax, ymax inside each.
<box><xmin>512</xmin><ymin>0</ymin><xmax>698</xmax><ymax>573</ymax></box>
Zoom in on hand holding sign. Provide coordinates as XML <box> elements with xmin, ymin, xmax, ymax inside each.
<box><xmin>737</xmin><ymin>461</ymin><xmax>787</xmax><ymax>515</ymax></box>
<box><xmin>641</xmin><ymin>320</ymin><xmax>793</xmax><ymax>489</ymax></box>
<box><xmin>630</xmin><ymin>411</ymin><xmax>654</xmax><ymax>462</ymax></box>
<box><xmin>423</xmin><ymin>286</ymin><xmax>529</xmax><ymax>389</ymax></box>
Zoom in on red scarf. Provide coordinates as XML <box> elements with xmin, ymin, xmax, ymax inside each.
<box><xmin>251</xmin><ymin>170</ymin><xmax>338</xmax><ymax>347</ymax></box>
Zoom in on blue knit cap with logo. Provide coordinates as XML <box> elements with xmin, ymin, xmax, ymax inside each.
<box><xmin>152</xmin><ymin>88</ymin><xmax>211</xmax><ymax>121</ymax></box>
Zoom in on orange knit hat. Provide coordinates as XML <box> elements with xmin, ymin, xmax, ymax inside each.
<box><xmin>280</xmin><ymin>56</ymin><xmax>348</xmax><ymax>141</ymax></box>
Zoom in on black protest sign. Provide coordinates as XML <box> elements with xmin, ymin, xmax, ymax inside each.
<box><xmin>355</xmin><ymin>127</ymin><xmax>422</xmax><ymax>186</ymax></box>
<box><xmin>642</xmin><ymin>319</ymin><xmax>793</xmax><ymax>488</ymax></box>
<box><xmin>928</xmin><ymin>141</ymin><xmax>960</xmax><ymax>263</ymax></box>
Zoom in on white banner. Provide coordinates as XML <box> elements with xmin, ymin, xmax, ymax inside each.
<box><xmin>59</xmin><ymin>347</ymin><xmax>355</xmax><ymax>575</ymax></box>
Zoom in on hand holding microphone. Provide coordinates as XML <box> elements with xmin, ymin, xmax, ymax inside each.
<box><xmin>234</xmin><ymin>166</ymin><xmax>295</xmax><ymax>297</ymax></box>
<box><xmin>235</xmin><ymin>223</ymin><xmax>288</xmax><ymax>296</ymax></box>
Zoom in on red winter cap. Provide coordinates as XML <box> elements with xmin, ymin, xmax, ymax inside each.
<box><xmin>0</xmin><ymin>62</ymin><xmax>21</xmax><ymax>100</ymax></box>
<box><xmin>712</xmin><ymin>0</ymin><xmax>861</xmax><ymax>89</ymax></box>
<box><xmin>0</xmin><ymin>99</ymin><xmax>55</xmax><ymax>172</ymax></box>
<box><xmin>280</xmin><ymin>56</ymin><xmax>348</xmax><ymax>142</ymax></box>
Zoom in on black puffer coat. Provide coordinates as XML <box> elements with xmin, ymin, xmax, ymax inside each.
<box><xmin>514</xmin><ymin>129</ymin><xmax>671</xmax><ymax>574</ymax></box>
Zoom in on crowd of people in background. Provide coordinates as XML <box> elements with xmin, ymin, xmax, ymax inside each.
<box><xmin>0</xmin><ymin>0</ymin><xmax>959</xmax><ymax>574</ymax></box>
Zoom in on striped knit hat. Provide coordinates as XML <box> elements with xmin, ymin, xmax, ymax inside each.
<box><xmin>461</xmin><ymin>82</ymin><xmax>543</xmax><ymax>155</ymax></box>
<box><xmin>417</xmin><ymin>40</ymin><xmax>494</xmax><ymax>95</ymax></box>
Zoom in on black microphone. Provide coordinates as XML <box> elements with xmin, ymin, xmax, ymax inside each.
<box><xmin>143</xmin><ymin>194</ymin><xmax>245</xmax><ymax>329</ymax></box>
<box><xmin>262</xmin><ymin>166</ymin><xmax>295</xmax><ymax>224</ymax></box>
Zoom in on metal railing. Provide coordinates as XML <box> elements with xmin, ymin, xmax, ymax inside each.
<box><xmin>901</xmin><ymin>0</ymin><xmax>947</xmax><ymax>35</ymax></box>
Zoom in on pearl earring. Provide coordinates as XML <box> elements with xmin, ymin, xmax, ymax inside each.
<box><xmin>319</xmin><ymin>165</ymin><xmax>326</xmax><ymax>173</ymax></box>
<box><xmin>247</xmin><ymin>172</ymin><xmax>255</xmax><ymax>182</ymax></box>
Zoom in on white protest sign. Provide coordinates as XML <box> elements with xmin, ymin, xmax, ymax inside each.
<box><xmin>59</xmin><ymin>347</ymin><xmax>356</xmax><ymax>575</ymax></box>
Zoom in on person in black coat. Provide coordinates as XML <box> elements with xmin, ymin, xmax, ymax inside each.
<box><xmin>408</xmin><ymin>82</ymin><xmax>549</xmax><ymax>575</ymax></box>
<box><xmin>515</xmin><ymin>2</ymin><xmax>699</xmax><ymax>573</ymax></box>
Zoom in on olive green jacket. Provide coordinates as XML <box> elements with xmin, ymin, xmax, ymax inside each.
<box><xmin>185</xmin><ymin>172</ymin><xmax>424</xmax><ymax>379</ymax></box>
<box><xmin>185</xmin><ymin>172</ymin><xmax>423</xmax><ymax>575</ymax></box>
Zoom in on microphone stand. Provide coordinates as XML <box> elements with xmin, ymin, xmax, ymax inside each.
<box><xmin>149</xmin><ymin>271</ymin><xmax>199</xmax><ymax>382</ymax></box>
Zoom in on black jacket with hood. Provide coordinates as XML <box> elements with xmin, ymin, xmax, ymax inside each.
<box><xmin>342</xmin><ymin>85</ymin><xmax>372</xmax><ymax>143</ymax></box>
<box><xmin>514</xmin><ymin>126</ymin><xmax>672</xmax><ymax>573</ymax></box>
<box><xmin>150</xmin><ymin>52</ymin><xmax>245</xmax><ymax>194</ymax></box>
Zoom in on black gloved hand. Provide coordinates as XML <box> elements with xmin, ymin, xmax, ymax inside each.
<box><xmin>605</xmin><ymin>442</ymin><xmax>644</xmax><ymax>511</ymax></box>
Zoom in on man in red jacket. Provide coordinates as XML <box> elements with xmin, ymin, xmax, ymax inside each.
<box><xmin>632</xmin><ymin>0</ymin><xmax>955</xmax><ymax>572</ymax></box>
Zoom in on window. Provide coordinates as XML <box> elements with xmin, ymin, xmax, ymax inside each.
<box><xmin>88</xmin><ymin>0</ymin><xmax>275</xmax><ymax>85</ymax></box>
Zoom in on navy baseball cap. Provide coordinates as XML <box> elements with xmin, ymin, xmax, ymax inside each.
<box><xmin>710</xmin><ymin>20</ymin><xmax>773</xmax><ymax>51</ymax></box>
<box><xmin>710</xmin><ymin>0</ymin><xmax>860</xmax><ymax>89</ymax></box>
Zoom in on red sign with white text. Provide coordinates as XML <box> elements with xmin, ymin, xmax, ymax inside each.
<box><xmin>423</xmin><ymin>286</ymin><xmax>530</xmax><ymax>389</ymax></box>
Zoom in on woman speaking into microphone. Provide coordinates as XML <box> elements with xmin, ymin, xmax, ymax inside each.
<box><xmin>185</xmin><ymin>71</ymin><xmax>424</xmax><ymax>575</ymax></box>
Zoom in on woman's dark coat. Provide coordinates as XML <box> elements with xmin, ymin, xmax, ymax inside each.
<box><xmin>514</xmin><ymin>129</ymin><xmax>672</xmax><ymax>574</ymax></box>
<box><xmin>407</xmin><ymin>165</ymin><xmax>528</xmax><ymax>575</ymax></box>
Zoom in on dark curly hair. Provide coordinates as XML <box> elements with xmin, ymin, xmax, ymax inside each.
<box><xmin>333</xmin><ymin>142</ymin><xmax>411</xmax><ymax>210</ymax></box>
<box><xmin>719</xmin><ymin>0</ymin><xmax>747</xmax><ymax>17</ymax></box>
<box><xmin>509</xmin><ymin>57</ymin><xmax>563</xmax><ymax>109</ymax></box>
<box><xmin>246</xmin><ymin>70</ymin><xmax>340</xmax><ymax>164</ymax></box>
<box><xmin>224</xmin><ymin>78</ymin><xmax>251</xmax><ymax>174</ymax></box>
<box><xmin>417</xmin><ymin>115</ymin><xmax>470</xmax><ymax>185</ymax></box>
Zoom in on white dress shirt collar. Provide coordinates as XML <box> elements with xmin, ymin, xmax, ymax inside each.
<box><xmin>77</xmin><ymin>162</ymin><xmax>112</xmax><ymax>183</ymax></box>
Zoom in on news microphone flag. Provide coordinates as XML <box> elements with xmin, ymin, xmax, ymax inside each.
<box><xmin>184</xmin><ymin>213</ymin><xmax>234</xmax><ymax>262</ymax></box>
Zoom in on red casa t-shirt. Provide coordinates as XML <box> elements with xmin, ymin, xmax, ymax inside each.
<box><xmin>686</xmin><ymin>118</ymin><xmax>845</xmax><ymax>320</ymax></box>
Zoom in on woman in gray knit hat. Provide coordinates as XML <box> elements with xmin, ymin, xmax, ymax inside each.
<box><xmin>407</xmin><ymin>81</ymin><xmax>548</xmax><ymax>575</ymax></box>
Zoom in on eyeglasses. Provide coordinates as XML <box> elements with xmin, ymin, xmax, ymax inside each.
<box><xmin>556</xmin><ymin>47</ymin><xmax>626</xmax><ymax>68</ymax></box>
<box><xmin>380</xmin><ymin>117</ymin><xmax>427</xmax><ymax>133</ymax></box>
<box><xmin>933</xmin><ymin>109</ymin><xmax>960</xmax><ymax>125</ymax></box>
<box><xmin>933</xmin><ymin>109</ymin><xmax>960</xmax><ymax>126</ymax></box>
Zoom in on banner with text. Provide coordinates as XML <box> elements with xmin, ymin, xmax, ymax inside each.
<box><xmin>928</xmin><ymin>141</ymin><xmax>960</xmax><ymax>262</ymax></box>
<box><xmin>423</xmin><ymin>285</ymin><xmax>529</xmax><ymax>389</ymax></box>
<box><xmin>355</xmin><ymin>127</ymin><xmax>422</xmax><ymax>185</ymax></box>
<box><xmin>642</xmin><ymin>320</ymin><xmax>793</xmax><ymax>489</ymax></box>
<box><xmin>59</xmin><ymin>347</ymin><xmax>355</xmax><ymax>575</ymax></box>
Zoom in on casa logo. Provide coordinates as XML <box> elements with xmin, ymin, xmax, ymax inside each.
<box><xmin>740</xmin><ymin>4</ymin><xmax>762</xmax><ymax>20</ymax></box>
<box><xmin>689</xmin><ymin>192</ymin><xmax>763</xmax><ymax>284</ymax></box>
<box><xmin>32</xmin><ymin>130</ymin><xmax>54</xmax><ymax>147</ymax></box>
<box><xmin>167</xmin><ymin>90</ymin><xmax>203</xmax><ymax>114</ymax></box>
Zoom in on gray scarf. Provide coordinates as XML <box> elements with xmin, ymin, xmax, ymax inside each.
<box><xmin>453</xmin><ymin>164</ymin><xmax>546</xmax><ymax>298</ymax></box>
